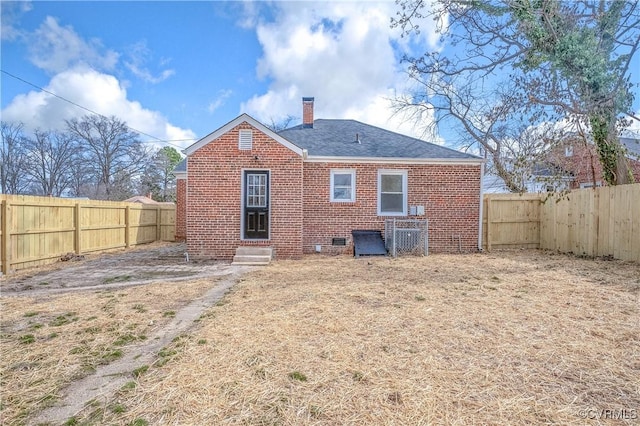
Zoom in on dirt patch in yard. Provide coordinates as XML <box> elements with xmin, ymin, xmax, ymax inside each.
<box><xmin>1</xmin><ymin>242</ymin><xmax>224</xmax><ymax>295</ymax></box>
<box><xmin>65</xmin><ymin>250</ymin><xmax>639</xmax><ymax>425</ymax></box>
<box><xmin>0</xmin><ymin>278</ymin><xmax>222</xmax><ymax>424</ymax></box>
<box><xmin>0</xmin><ymin>243</ymin><xmax>250</xmax><ymax>425</ymax></box>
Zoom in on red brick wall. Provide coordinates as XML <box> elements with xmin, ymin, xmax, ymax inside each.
<box><xmin>303</xmin><ymin>162</ymin><xmax>482</xmax><ymax>254</ymax></box>
<box><xmin>175</xmin><ymin>178</ymin><xmax>186</xmax><ymax>241</ymax></box>
<box><xmin>186</xmin><ymin>122</ymin><xmax>304</xmax><ymax>260</ymax></box>
<box><xmin>550</xmin><ymin>141</ymin><xmax>640</xmax><ymax>188</ymax></box>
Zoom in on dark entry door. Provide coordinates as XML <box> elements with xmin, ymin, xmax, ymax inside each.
<box><xmin>244</xmin><ymin>171</ymin><xmax>269</xmax><ymax>239</ymax></box>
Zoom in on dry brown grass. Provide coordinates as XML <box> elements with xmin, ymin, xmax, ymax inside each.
<box><xmin>0</xmin><ymin>278</ymin><xmax>216</xmax><ymax>425</ymax></box>
<box><xmin>75</xmin><ymin>250</ymin><xmax>639</xmax><ymax>425</ymax></box>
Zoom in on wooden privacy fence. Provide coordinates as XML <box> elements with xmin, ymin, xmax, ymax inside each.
<box><xmin>483</xmin><ymin>183</ymin><xmax>640</xmax><ymax>262</ymax></box>
<box><xmin>0</xmin><ymin>194</ymin><xmax>176</xmax><ymax>275</ymax></box>
<box><xmin>482</xmin><ymin>193</ymin><xmax>543</xmax><ymax>251</ymax></box>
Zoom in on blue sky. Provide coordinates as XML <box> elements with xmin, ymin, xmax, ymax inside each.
<box><xmin>2</xmin><ymin>1</ymin><xmax>638</xmax><ymax>153</ymax></box>
<box><xmin>1</xmin><ymin>1</ymin><xmax>442</xmax><ymax>151</ymax></box>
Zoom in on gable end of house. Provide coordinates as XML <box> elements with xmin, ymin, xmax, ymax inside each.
<box><xmin>183</xmin><ymin>113</ymin><xmax>305</xmax><ymax>157</ymax></box>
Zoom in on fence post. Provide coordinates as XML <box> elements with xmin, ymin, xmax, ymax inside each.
<box><xmin>424</xmin><ymin>220</ymin><xmax>429</xmax><ymax>256</ymax></box>
<box><xmin>125</xmin><ymin>205</ymin><xmax>130</xmax><ymax>248</ymax></box>
<box><xmin>392</xmin><ymin>219</ymin><xmax>396</xmax><ymax>257</ymax></box>
<box><xmin>1</xmin><ymin>200</ymin><xmax>10</xmax><ymax>275</ymax></box>
<box><xmin>74</xmin><ymin>203</ymin><xmax>82</xmax><ymax>255</ymax></box>
<box><xmin>156</xmin><ymin>206</ymin><xmax>162</xmax><ymax>242</ymax></box>
<box><xmin>486</xmin><ymin>196</ymin><xmax>492</xmax><ymax>252</ymax></box>
<box><xmin>592</xmin><ymin>189</ymin><xmax>599</xmax><ymax>257</ymax></box>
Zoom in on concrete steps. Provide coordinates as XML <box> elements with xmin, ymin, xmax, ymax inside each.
<box><xmin>232</xmin><ymin>246</ymin><xmax>272</xmax><ymax>265</ymax></box>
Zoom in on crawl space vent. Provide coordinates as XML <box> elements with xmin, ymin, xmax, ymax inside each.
<box><xmin>332</xmin><ymin>237</ymin><xmax>347</xmax><ymax>246</ymax></box>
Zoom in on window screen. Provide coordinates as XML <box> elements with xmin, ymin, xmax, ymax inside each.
<box><xmin>378</xmin><ymin>171</ymin><xmax>407</xmax><ymax>215</ymax></box>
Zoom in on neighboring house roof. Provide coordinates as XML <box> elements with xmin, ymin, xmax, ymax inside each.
<box><xmin>174</xmin><ymin>158</ymin><xmax>187</xmax><ymax>179</ymax></box>
<box><xmin>174</xmin><ymin>158</ymin><xmax>187</xmax><ymax>173</ymax></box>
<box><xmin>183</xmin><ymin>114</ymin><xmax>304</xmax><ymax>157</ymax></box>
<box><xmin>482</xmin><ymin>161</ymin><xmax>573</xmax><ymax>194</ymax></box>
<box><xmin>621</xmin><ymin>137</ymin><xmax>640</xmax><ymax>160</ymax></box>
<box><xmin>531</xmin><ymin>162</ymin><xmax>573</xmax><ymax>178</ymax></box>
<box><xmin>279</xmin><ymin>119</ymin><xmax>481</xmax><ymax>162</ymax></box>
<box><xmin>124</xmin><ymin>195</ymin><xmax>159</xmax><ymax>204</ymax></box>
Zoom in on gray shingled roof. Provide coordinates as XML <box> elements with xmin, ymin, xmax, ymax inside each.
<box><xmin>278</xmin><ymin>119</ymin><xmax>480</xmax><ymax>160</ymax></box>
<box><xmin>621</xmin><ymin>137</ymin><xmax>640</xmax><ymax>159</ymax></box>
<box><xmin>174</xmin><ymin>158</ymin><xmax>186</xmax><ymax>172</ymax></box>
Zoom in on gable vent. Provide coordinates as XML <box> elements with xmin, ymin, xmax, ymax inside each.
<box><xmin>239</xmin><ymin>129</ymin><xmax>253</xmax><ymax>150</ymax></box>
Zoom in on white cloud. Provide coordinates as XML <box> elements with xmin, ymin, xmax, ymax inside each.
<box><xmin>124</xmin><ymin>41</ymin><xmax>176</xmax><ymax>84</ymax></box>
<box><xmin>0</xmin><ymin>1</ymin><xmax>33</xmax><ymax>41</ymax></box>
<box><xmin>27</xmin><ymin>16</ymin><xmax>119</xmax><ymax>73</ymax></box>
<box><xmin>208</xmin><ymin>89</ymin><xmax>233</xmax><ymax>114</ymax></box>
<box><xmin>3</xmin><ymin>15</ymin><xmax>194</xmax><ymax>149</ymax></box>
<box><xmin>1</xmin><ymin>67</ymin><xmax>196</xmax><ymax>149</ymax></box>
<box><xmin>1</xmin><ymin>1</ymin><xmax>32</xmax><ymax>41</ymax></box>
<box><xmin>240</xmin><ymin>2</ymin><xmax>442</xmax><ymax>141</ymax></box>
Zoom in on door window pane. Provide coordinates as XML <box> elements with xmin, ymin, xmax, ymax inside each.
<box><xmin>247</xmin><ymin>174</ymin><xmax>267</xmax><ymax>207</ymax></box>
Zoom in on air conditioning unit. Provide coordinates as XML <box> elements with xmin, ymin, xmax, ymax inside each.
<box><xmin>384</xmin><ymin>219</ymin><xmax>429</xmax><ymax>257</ymax></box>
<box><xmin>394</xmin><ymin>229</ymin><xmax>421</xmax><ymax>250</ymax></box>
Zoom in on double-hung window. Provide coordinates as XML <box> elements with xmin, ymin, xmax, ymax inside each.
<box><xmin>378</xmin><ymin>170</ymin><xmax>407</xmax><ymax>216</ymax></box>
<box><xmin>330</xmin><ymin>170</ymin><xmax>356</xmax><ymax>202</ymax></box>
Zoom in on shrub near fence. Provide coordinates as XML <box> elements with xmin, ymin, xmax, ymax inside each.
<box><xmin>483</xmin><ymin>183</ymin><xmax>640</xmax><ymax>262</ymax></box>
<box><xmin>0</xmin><ymin>194</ymin><xmax>176</xmax><ymax>275</ymax></box>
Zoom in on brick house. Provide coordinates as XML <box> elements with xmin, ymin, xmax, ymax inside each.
<box><xmin>175</xmin><ymin>98</ymin><xmax>484</xmax><ymax>260</ymax></box>
<box><xmin>482</xmin><ymin>135</ymin><xmax>640</xmax><ymax>193</ymax></box>
<box><xmin>550</xmin><ymin>136</ymin><xmax>640</xmax><ymax>189</ymax></box>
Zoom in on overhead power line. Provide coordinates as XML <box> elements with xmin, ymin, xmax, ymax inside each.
<box><xmin>1</xmin><ymin>69</ymin><xmax>197</xmax><ymax>149</ymax></box>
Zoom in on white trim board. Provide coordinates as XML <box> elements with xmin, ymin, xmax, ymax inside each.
<box><xmin>305</xmin><ymin>155</ymin><xmax>485</xmax><ymax>165</ymax></box>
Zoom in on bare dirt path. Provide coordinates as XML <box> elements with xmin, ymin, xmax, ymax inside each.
<box><xmin>0</xmin><ymin>243</ymin><xmax>253</xmax><ymax>425</ymax></box>
<box><xmin>1</xmin><ymin>242</ymin><xmax>231</xmax><ymax>296</ymax></box>
<box><xmin>30</xmin><ymin>270</ymin><xmax>249</xmax><ymax>425</ymax></box>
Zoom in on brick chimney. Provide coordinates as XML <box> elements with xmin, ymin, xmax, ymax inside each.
<box><xmin>302</xmin><ymin>97</ymin><xmax>314</xmax><ymax>128</ymax></box>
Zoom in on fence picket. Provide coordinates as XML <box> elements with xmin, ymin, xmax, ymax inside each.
<box><xmin>0</xmin><ymin>194</ymin><xmax>175</xmax><ymax>274</ymax></box>
<box><xmin>483</xmin><ymin>184</ymin><xmax>640</xmax><ymax>262</ymax></box>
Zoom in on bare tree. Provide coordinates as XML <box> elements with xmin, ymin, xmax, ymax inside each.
<box><xmin>65</xmin><ymin>115</ymin><xmax>149</xmax><ymax>200</ymax></box>
<box><xmin>392</xmin><ymin>0</ymin><xmax>640</xmax><ymax>189</ymax></box>
<box><xmin>0</xmin><ymin>122</ymin><xmax>31</xmax><ymax>194</ymax></box>
<box><xmin>267</xmin><ymin>115</ymin><xmax>297</xmax><ymax>132</ymax></box>
<box><xmin>395</xmin><ymin>77</ymin><xmax>569</xmax><ymax>192</ymax></box>
<box><xmin>24</xmin><ymin>130</ymin><xmax>78</xmax><ymax>196</ymax></box>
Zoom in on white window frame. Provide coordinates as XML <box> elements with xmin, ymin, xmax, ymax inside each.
<box><xmin>377</xmin><ymin>169</ymin><xmax>408</xmax><ymax>216</ymax></box>
<box><xmin>330</xmin><ymin>169</ymin><xmax>356</xmax><ymax>202</ymax></box>
<box><xmin>579</xmin><ymin>181</ymin><xmax>602</xmax><ymax>189</ymax></box>
<box><xmin>239</xmin><ymin>129</ymin><xmax>253</xmax><ymax>150</ymax></box>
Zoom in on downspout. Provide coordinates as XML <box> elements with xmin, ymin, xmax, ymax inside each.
<box><xmin>477</xmin><ymin>161</ymin><xmax>485</xmax><ymax>251</ymax></box>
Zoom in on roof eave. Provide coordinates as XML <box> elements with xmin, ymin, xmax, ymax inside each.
<box><xmin>304</xmin><ymin>155</ymin><xmax>485</xmax><ymax>165</ymax></box>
